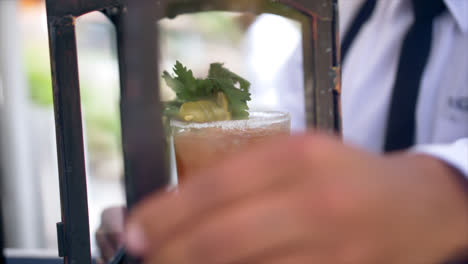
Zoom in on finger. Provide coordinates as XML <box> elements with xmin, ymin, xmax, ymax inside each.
<box><xmin>146</xmin><ymin>190</ymin><xmax>314</xmax><ymax>264</ymax></box>
<box><xmin>127</xmin><ymin>135</ymin><xmax>318</xmax><ymax>255</ymax></box>
<box><xmin>101</xmin><ymin>206</ymin><xmax>126</xmax><ymax>233</ymax></box>
<box><xmin>107</xmin><ymin>232</ymin><xmax>124</xmax><ymax>250</ymax></box>
<box><xmin>96</xmin><ymin>229</ymin><xmax>119</xmax><ymax>262</ymax></box>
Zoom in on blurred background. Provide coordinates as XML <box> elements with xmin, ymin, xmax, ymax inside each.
<box><xmin>0</xmin><ymin>0</ymin><xmax>302</xmax><ymax>258</ymax></box>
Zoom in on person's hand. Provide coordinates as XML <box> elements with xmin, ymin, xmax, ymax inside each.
<box><xmin>125</xmin><ymin>133</ymin><xmax>468</xmax><ymax>264</ymax></box>
<box><xmin>96</xmin><ymin>206</ymin><xmax>126</xmax><ymax>263</ymax></box>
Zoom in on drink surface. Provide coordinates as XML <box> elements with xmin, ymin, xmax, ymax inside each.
<box><xmin>172</xmin><ymin>111</ymin><xmax>291</xmax><ymax>182</ymax></box>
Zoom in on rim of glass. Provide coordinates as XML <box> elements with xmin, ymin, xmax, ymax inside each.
<box><xmin>170</xmin><ymin>111</ymin><xmax>291</xmax><ymax>130</ymax></box>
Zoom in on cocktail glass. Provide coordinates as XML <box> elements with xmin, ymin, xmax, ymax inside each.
<box><xmin>171</xmin><ymin>111</ymin><xmax>291</xmax><ymax>182</ymax></box>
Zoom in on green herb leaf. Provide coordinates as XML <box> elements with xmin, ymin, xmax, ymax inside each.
<box><xmin>163</xmin><ymin>100</ymin><xmax>183</xmax><ymax>117</ymax></box>
<box><xmin>162</xmin><ymin>61</ymin><xmax>201</xmax><ymax>101</ymax></box>
<box><xmin>172</xmin><ymin>61</ymin><xmax>197</xmax><ymax>93</ymax></box>
<box><xmin>208</xmin><ymin>63</ymin><xmax>251</xmax><ymax>119</ymax></box>
<box><xmin>211</xmin><ymin>78</ymin><xmax>251</xmax><ymax>119</ymax></box>
<box><xmin>209</xmin><ymin>63</ymin><xmax>250</xmax><ymax>93</ymax></box>
<box><xmin>162</xmin><ymin>61</ymin><xmax>251</xmax><ymax>121</ymax></box>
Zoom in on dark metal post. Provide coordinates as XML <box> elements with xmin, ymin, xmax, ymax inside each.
<box><xmin>46</xmin><ymin>10</ymin><xmax>92</xmax><ymax>264</ymax></box>
<box><xmin>286</xmin><ymin>0</ymin><xmax>340</xmax><ymax>132</ymax></box>
<box><xmin>121</xmin><ymin>0</ymin><xmax>170</xmax><ymax>208</ymax></box>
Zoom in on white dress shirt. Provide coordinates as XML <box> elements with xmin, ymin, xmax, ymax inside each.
<box><xmin>341</xmin><ymin>0</ymin><xmax>468</xmax><ymax>176</ymax></box>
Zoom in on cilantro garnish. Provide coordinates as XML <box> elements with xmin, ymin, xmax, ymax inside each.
<box><xmin>162</xmin><ymin>61</ymin><xmax>251</xmax><ymax>121</ymax></box>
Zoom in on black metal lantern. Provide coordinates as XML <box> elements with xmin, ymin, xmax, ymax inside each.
<box><xmin>45</xmin><ymin>0</ymin><xmax>340</xmax><ymax>263</ymax></box>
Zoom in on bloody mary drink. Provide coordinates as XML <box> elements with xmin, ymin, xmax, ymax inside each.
<box><xmin>172</xmin><ymin>111</ymin><xmax>290</xmax><ymax>182</ymax></box>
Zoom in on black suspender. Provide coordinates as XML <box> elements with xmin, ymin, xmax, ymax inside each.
<box><xmin>384</xmin><ymin>0</ymin><xmax>446</xmax><ymax>152</ymax></box>
<box><xmin>341</xmin><ymin>0</ymin><xmax>447</xmax><ymax>152</ymax></box>
<box><xmin>341</xmin><ymin>0</ymin><xmax>377</xmax><ymax>63</ymax></box>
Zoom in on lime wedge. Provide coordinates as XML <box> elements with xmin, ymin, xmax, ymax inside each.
<box><xmin>217</xmin><ymin>92</ymin><xmax>232</xmax><ymax>120</ymax></box>
<box><xmin>178</xmin><ymin>93</ymin><xmax>232</xmax><ymax>123</ymax></box>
